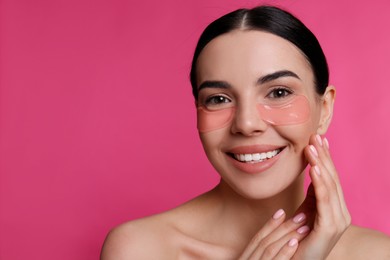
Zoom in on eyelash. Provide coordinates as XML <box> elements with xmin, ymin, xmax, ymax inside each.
<box><xmin>204</xmin><ymin>95</ymin><xmax>231</xmax><ymax>106</ymax></box>
<box><xmin>202</xmin><ymin>87</ymin><xmax>293</xmax><ymax>107</ymax></box>
<box><xmin>266</xmin><ymin>87</ymin><xmax>294</xmax><ymax>99</ymax></box>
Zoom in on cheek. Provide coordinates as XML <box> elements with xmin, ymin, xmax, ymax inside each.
<box><xmin>278</xmin><ymin>125</ymin><xmax>312</xmax><ymax>149</ymax></box>
<box><xmin>274</xmin><ymin>108</ymin><xmax>321</xmax><ymax>152</ymax></box>
<box><xmin>199</xmin><ymin>131</ymin><xmax>225</xmax><ymax>154</ymax></box>
<box><xmin>199</xmin><ymin>132</ymin><xmax>228</xmax><ymax>171</ymax></box>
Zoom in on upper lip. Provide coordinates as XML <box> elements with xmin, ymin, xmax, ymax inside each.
<box><xmin>227</xmin><ymin>145</ymin><xmax>285</xmax><ymax>154</ymax></box>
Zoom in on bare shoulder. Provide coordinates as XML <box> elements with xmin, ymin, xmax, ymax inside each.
<box><xmin>100</xmin><ymin>190</ymin><xmax>232</xmax><ymax>259</ymax></box>
<box><xmin>331</xmin><ymin>225</ymin><xmax>390</xmax><ymax>260</ymax></box>
<box><xmin>100</xmin><ymin>213</ymin><xmax>176</xmax><ymax>260</ymax></box>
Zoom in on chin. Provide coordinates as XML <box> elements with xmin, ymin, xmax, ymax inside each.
<box><xmin>225</xmin><ymin>174</ymin><xmax>302</xmax><ymax>201</ymax></box>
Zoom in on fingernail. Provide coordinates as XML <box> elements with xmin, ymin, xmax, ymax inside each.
<box><xmin>297</xmin><ymin>225</ymin><xmax>310</xmax><ymax>234</ymax></box>
<box><xmin>310</xmin><ymin>145</ymin><xmax>318</xmax><ymax>157</ymax></box>
<box><xmin>316</xmin><ymin>134</ymin><xmax>323</xmax><ymax>146</ymax></box>
<box><xmin>314</xmin><ymin>165</ymin><xmax>321</xmax><ymax>175</ymax></box>
<box><xmin>273</xmin><ymin>209</ymin><xmax>285</xmax><ymax>220</ymax></box>
<box><xmin>288</xmin><ymin>238</ymin><xmax>298</xmax><ymax>247</ymax></box>
<box><xmin>324</xmin><ymin>137</ymin><xmax>329</xmax><ymax>149</ymax></box>
<box><xmin>293</xmin><ymin>213</ymin><xmax>306</xmax><ymax>223</ymax></box>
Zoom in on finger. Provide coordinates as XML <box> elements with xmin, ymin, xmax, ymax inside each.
<box><xmin>239</xmin><ymin>209</ymin><xmax>286</xmax><ymax>259</ymax></box>
<box><xmin>311</xmin><ymin>135</ymin><xmax>344</xmax><ymax>208</ymax></box>
<box><xmin>308</xmin><ymin>154</ymin><xmax>350</xmax><ymax>239</ymax></box>
<box><xmin>316</xmin><ymin>136</ymin><xmax>346</xmax><ymax>203</ymax></box>
<box><xmin>272</xmin><ymin>238</ymin><xmax>299</xmax><ymax>260</ymax></box>
<box><xmin>308</xmin><ymin>163</ymin><xmax>341</xmax><ymax>227</ymax></box>
<box><xmin>305</xmin><ymin>138</ymin><xmax>341</xmax><ymax>213</ymax></box>
<box><xmin>317</xmin><ymin>136</ymin><xmax>350</xmax><ymax>221</ymax></box>
<box><xmin>304</xmin><ymin>142</ymin><xmax>342</xmax><ymax>225</ymax></box>
<box><xmin>258</xmin><ymin>227</ymin><xmax>310</xmax><ymax>259</ymax></box>
<box><xmin>309</xmin><ymin>135</ymin><xmax>350</xmax><ymax>223</ymax></box>
<box><xmin>249</xmin><ymin>214</ymin><xmax>308</xmax><ymax>259</ymax></box>
<box><xmin>312</xmin><ymin>135</ymin><xmax>338</xmax><ymax>179</ymax></box>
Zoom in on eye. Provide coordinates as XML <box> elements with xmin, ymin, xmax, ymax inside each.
<box><xmin>267</xmin><ymin>87</ymin><xmax>293</xmax><ymax>99</ymax></box>
<box><xmin>204</xmin><ymin>95</ymin><xmax>231</xmax><ymax>106</ymax></box>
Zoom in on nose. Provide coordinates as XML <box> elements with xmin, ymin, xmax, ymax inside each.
<box><xmin>231</xmin><ymin>102</ymin><xmax>268</xmax><ymax>136</ymax></box>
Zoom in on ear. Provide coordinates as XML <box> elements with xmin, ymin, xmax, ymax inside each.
<box><xmin>317</xmin><ymin>85</ymin><xmax>336</xmax><ymax>135</ymax></box>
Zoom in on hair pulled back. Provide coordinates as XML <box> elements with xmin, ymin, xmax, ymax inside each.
<box><xmin>190</xmin><ymin>6</ymin><xmax>329</xmax><ymax>99</ymax></box>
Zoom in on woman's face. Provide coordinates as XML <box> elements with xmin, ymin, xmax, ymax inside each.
<box><xmin>196</xmin><ymin>30</ymin><xmax>333</xmax><ymax>199</ymax></box>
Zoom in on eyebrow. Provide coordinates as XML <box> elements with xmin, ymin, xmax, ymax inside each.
<box><xmin>198</xmin><ymin>70</ymin><xmax>301</xmax><ymax>91</ymax></box>
<box><xmin>198</xmin><ymin>80</ymin><xmax>231</xmax><ymax>91</ymax></box>
<box><xmin>258</xmin><ymin>70</ymin><xmax>301</xmax><ymax>84</ymax></box>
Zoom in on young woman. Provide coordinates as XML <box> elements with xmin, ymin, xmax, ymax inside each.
<box><xmin>101</xmin><ymin>6</ymin><xmax>390</xmax><ymax>259</ymax></box>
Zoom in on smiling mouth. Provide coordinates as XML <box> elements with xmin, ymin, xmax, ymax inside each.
<box><xmin>228</xmin><ymin>148</ymin><xmax>283</xmax><ymax>164</ymax></box>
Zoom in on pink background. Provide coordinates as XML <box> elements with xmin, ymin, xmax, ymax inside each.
<box><xmin>1</xmin><ymin>0</ymin><xmax>389</xmax><ymax>259</ymax></box>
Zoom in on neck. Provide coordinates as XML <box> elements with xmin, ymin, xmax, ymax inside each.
<box><xmin>210</xmin><ymin>173</ymin><xmax>305</xmax><ymax>246</ymax></box>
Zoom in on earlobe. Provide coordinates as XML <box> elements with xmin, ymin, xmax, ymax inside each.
<box><xmin>317</xmin><ymin>86</ymin><xmax>336</xmax><ymax>135</ymax></box>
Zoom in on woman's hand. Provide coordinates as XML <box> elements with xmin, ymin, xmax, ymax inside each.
<box><xmin>238</xmin><ymin>209</ymin><xmax>310</xmax><ymax>259</ymax></box>
<box><xmin>238</xmin><ymin>134</ymin><xmax>350</xmax><ymax>259</ymax></box>
<box><xmin>292</xmin><ymin>134</ymin><xmax>351</xmax><ymax>259</ymax></box>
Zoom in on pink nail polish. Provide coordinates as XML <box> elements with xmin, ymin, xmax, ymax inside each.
<box><xmin>314</xmin><ymin>165</ymin><xmax>321</xmax><ymax>175</ymax></box>
<box><xmin>324</xmin><ymin>137</ymin><xmax>329</xmax><ymax>149</ymax></box>
<box><xmin>316</xmin><ymin>134</ymin><xmax>323</xmax><ymax>146</ymax></box>
<box><xmin>293</xmin><ymin>213</ymin><xmax>306</xmax><ymax>223</ymax></box>
<box><xmin>309</xmin><ymin>145</ymin><xmax>318</xmax><ymax>157</ymax></box>
<box><xmin>297</xmin><ymin>225</ymin><xmax>310</xmax><ymax>234</ymax></box>
<box><xmin>288</xmin><ymin>238</ymin><xmax>298</xmax><ymax>247</ymax></box>
<box><xmin>273</xmin><ymin>209</ymin><xmax>285</xmax><ymax>220</ymax></box>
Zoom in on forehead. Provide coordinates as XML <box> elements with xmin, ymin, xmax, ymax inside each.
<box><xmin>196</xmin><ymin>30</ymin><xmax>314</xmax><ymax>90</ymax></box>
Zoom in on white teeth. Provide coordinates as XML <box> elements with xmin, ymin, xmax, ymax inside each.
<box><xmin>244</xmin><ymin>154</ymin><xmax>252</xmax><ymax>161</ymax></box>
<box><xmin>233</xmin><ymin>149</ymin><xmax>280</xmax><ymax>163</ymax></box>
<box><xmin>252</xmin><ymin>153</ymin><xmax>261</xmax><ymax>161</ymax></box>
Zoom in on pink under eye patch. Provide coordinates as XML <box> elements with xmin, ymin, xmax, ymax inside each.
<box><xmin>197</xmin><ymin>95</ymin><xmax>310</xmax><ymax>133</ymax></box>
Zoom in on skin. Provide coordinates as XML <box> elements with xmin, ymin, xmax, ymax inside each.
<box><xmin>100</xmin><ymin>30</ymin><xmax>390</xmax><ymax>259</ymax></box>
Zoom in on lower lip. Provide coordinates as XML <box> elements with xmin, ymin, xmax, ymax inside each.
<box><xmin>227</xmin><ymin>149</ymin><xmax>284</xmax><ymax>175</ymax></box>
